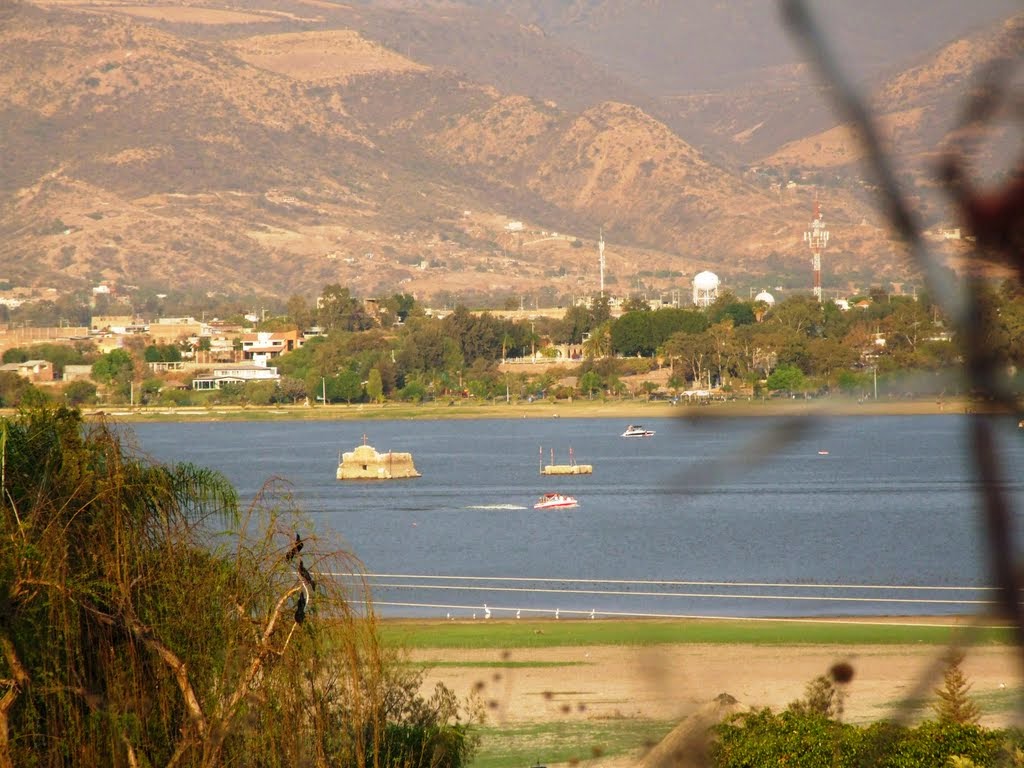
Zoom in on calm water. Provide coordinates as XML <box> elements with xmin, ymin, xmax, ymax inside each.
<box><xmin>127</xmin><ymin>413</ymin><xmax>1024</xmax><ymax>620</ymax></box>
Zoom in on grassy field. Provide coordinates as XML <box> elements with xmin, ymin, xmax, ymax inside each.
<box><xmin>469</xmin><ymin>718</ymin><xmax>675</xmax><ymax>768</ymax></box>
<box><xmin>379</xmin><ymin>617</ymin><xmax>1015</xmax><ymax>650</ymax></box>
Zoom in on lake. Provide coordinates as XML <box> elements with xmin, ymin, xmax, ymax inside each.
<box><xmin>127</xmin><ymin>413</ymin><xmax>1024</xmax><ymax>620</ymax></box>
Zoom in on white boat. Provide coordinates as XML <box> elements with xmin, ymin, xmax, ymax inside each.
<box><xmin>621</xmin><ymin>424</ymin><xmax>655</xmax><ymax>438</ymax></box>
<box><xmin>533</xmin><ymin>492</ymin><xmax>578</xmax><ymax>510</ymax></box>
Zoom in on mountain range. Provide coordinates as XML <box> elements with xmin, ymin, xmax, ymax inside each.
<box><xmin>1</xmin><ymin>0</ymin><xmax>1020</xmax><ymax>307</ymax></box>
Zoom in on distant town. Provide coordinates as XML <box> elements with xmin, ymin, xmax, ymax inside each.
<box><xmin>0</xmin><ymin>257</ymin><xmax>1002</xmax><ymax>412</ymax></box>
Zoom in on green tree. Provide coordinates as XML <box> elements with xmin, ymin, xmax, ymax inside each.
<box><xmin>766</xmin><ymin>363</ymin><xmax>807</xmax><ymax>394</ymax></box>
<box><xmin>144</xmin><ymin>343</ymin><xmax>182</xmax><ymax>363</ymax></box>
<box><xmin>0</xmin><ymin>372</ymin><xmax>33</xmax><ymax>407</ymax></box>
<box><xmin>367</xmin><ymin>367</ymin><xmax>384</xmax><ymax>403</ymax></box>
<box><xmin>707</xmin><ymin>319</ymin><xmax>739</xmax><ymax>388</ymax></box>
<box><xmin>63</xmin><ymin>379</ymin><xmax>98</xmax><ymax>406</ymax></box>
<box><xmin>578</xmin><ymin>369</ymin><xmax>602</xmax><ymax>398</ymax></box>
<box><xmin>244</xmin><ymin>379</ymin><xmax>278</xmax><ymax>405</ymax></box>
<box><xmin>442</xmin><ymin>306</ymin><xmax>509</xmax><ymax>364</ymax></box>
<box><xmin>650</xmin><ymin>307</ymin><xmax>708</xmax><ymax>348</ymax></box>
<box><xmin>318</xmin><ymin>283</ymin><xmax>373</xmax><ymax>332</ymax></box>
<box><xmin>0</xmin><ymin>349</ymin><xmax>27</xmax><ymax>364</ymax></box>
<box><xmin>933</xmin><ymin>650</ymin><xmax>981</xmax><ymax>725</ymax></box>
<box><xmin>140</xmin><ymin>376</ymin><xmax>163</xmax><ymax>403</ymax></box>
<box><xmin>621</xmin><ymin>295</ymin><xmax>650</xmax><ymax>313</ymax></box>
<box><xmin>709</xmin><ymin>292</ymin><xmax>756</xmax><ymax>327</ymax></box>
<box><xmin>333</xmin><ymin>368</ymin><xmax>364</xmax><ymax>403</ymax></box>
<box><xmin>91</xmin><ymin>348</ymin><xmax>134</xmax><ymax>383</ymax></box>
<box><xmin>611</xmin><ymin>311</ymin><xmax>655</xmax><ymax>356</ymax></box>
<box><xmin>400</xmin><ymin>379</ymin><xmax>427</xmax><ymax>402</ymax></box>
<box><xmin>285</xmin><ymin>293</ymin><xmax>315</xmax><ymax>329</ymax></box>
<box><xmin>383</xmin><ymin>292</ymin><xmax>417</xmax><ymax>323</ymax></box>
<box><xmin>583</xmin><ymin>319</ymin><xmax>613</xmax><ymax>359</ymax></box>
<box><xmin>278</xmin><ymin>375</ymin><xmax>307</xmax><ymax>404</ymax></box>
<box><xmin>664</xmin><ymin>330</ymin><xmax>714</xmax><ymax>388</ymax></box>
<box><xmin>559</xmin><ymin>303</ymin><xmax>594</xmax><ymax>344</ymax></box>
<box><xmin>770</xmin><ymin>295</ymin><xmax>825</xmax><ymax>337</ymax></box>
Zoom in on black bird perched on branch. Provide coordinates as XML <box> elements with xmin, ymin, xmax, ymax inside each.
<box><xmin>298</xmin><ymin>559</ymin><xmax>316</xmax><ymax>592</ymax></box>
<box><xmin>294</xmin><ymin>589</ymin><xmax>307</xmax><ymax>624</ymax></box>
<box><xmin>286</xmin><ymin>531</ymin><xmax>303</xmax><ymax>562</ymax></box>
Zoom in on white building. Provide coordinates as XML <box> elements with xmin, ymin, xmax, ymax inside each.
<box><xmin>191</xmin><ymin>364</ymin><xmax>280</xmax><ymax>390</ymax></box>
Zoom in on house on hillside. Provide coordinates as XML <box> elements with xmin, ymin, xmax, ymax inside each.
<box><xmin>239</xmin><ymin>330</ymin><xmax>300</xmax><ymax>366</ymax></box>
<box><xmin>191</xmin><ymin>364</ymin><xmax>281</xmax><ymax>390</ymax></box>
<box><xmin>0</xmin><ymin>359</ymin><xmax>53</xmax><ymax>383</ymax></box>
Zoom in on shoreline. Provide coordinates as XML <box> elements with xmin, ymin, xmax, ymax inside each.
<box><xmin>58</xmin><ymin>395</ymin><xmax>995</xmax><ymax>423</ymax></box>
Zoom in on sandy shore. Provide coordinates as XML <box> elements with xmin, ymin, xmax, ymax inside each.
<box><xmin>70</xmin><ymin>395</ymin><xmax>988</xmax><ymax>423</ymax></box>
<box><xmin>413</xmin><ymin>632</ymin><xmax>1024</xmax><ymax>739</ymax></box>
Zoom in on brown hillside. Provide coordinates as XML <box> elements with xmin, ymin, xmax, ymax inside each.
<box><xmin>756</xmin><ymin>14</ymin><xmax>1024</xmax><ymax>176</ymax></box>
<box><xmin>226</xmin><ymin>30</ymin><xmax>430</xmax><ymax>83</ymax></box>
<box><xmin>2</xmin><ymin>0</ymin><xmax>1009</xmax><ymax>306</ymax></box>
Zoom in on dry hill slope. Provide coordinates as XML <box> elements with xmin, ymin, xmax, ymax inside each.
<box><xmin>2</xmin><ymin>0</ymin><xmax>1008</xmax><ymax>303</ymax></box>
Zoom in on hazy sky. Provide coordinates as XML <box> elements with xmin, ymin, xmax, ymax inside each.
<box><xmin>505</xmin><ymin>0</ymin><xmax>1023</xmax><ymax>92</ymax></box>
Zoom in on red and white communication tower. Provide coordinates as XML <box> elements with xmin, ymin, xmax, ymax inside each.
<box><xmin>803</xmin><ymin>199</ymin><xmax>830</xmax><ymax>301</ymax></box>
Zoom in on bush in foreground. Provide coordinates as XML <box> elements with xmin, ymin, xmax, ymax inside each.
<box><xmin>712</xmin><ymin>707</ymin><xmax>1021</xmax><ymax>767</ymax></box>
<box><xmin>0</xmin><ymin>405</ymin><xmax>477</xmax><ymax>768</ymax></box>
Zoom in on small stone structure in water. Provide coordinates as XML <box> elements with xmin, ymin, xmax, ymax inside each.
<box><xmin>336</xmin><ymin>435</ymin><xmax>421</xmax><ymax>480</ymax></box>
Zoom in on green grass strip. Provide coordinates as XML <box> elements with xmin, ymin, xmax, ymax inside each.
<box><xmin>468</xmin><ymin>718</ymin><xmax>674</xmax><ymax>768</ymax></box>
<box><xmin>379</xmin><ymin>618</ymin><xmax>1015</xmax><ymax>650</ymax></box>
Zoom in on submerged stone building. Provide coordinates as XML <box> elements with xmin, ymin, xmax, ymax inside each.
<box><xmin>336</xmin><ymin>437</ymin><xmax>421</xmax><ymax>480</ymax></box>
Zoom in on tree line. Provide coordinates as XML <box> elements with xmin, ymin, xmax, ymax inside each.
<box><xmin>5</xmin><ymin>280</ymin><xmax>1024</xmax><ymax>408</ymax></box>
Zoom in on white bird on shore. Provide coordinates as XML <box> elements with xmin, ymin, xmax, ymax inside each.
<box><xmin>589</xmin><ymin>608</ymin><xmax>595</xmax><ymax>619</ymax></box>
<box><xmin>473</xmin><ymin>612</ymin><xmax>477</xmax><ymax>620</ymax></box>
<box><xmin>555</xmin><ymin>608</ymin><xmax>560</xmax><ymax>620</ymax></box>
<box><xmin>446</xmin><ymin>612</ymin><xmax>451</xmax><ymax>620</ymax></box>
<box><xmin>516</xmin><ymin>609</ymin><xmax>521</xmax><ymax>619</ymax></box>
<box><xmin>484</xmin><ymin>603</ymin><xmax>491</xmax><ymax>619</ymax></box>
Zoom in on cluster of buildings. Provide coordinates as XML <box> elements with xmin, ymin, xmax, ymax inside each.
<box><xmin>0</xmin><ymin>316</ymin><xmax>323</xmax><ymax>391</ymax></box>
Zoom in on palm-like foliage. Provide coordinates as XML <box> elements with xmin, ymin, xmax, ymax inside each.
<box><xmin>0</xmin><ymin>407</ymin><xmax>240</xmax><ymax>765</ymax></box>
<box><xmin>0</xmin><ymin>407</ymin><xmax>477</xmax><ymax>768</ymax></box>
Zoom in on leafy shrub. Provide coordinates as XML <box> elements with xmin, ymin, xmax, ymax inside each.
<box><xmin>158</xmin><ymin>388</ymin><xmax>193</xmax><ymax>406</ymax></box>
<box><xmin>712</xmin><ymin>710</ymin><xmax>1019</xmax><ymax>767</ymax></box>
<box><xmin>63</xmin><ymin>379</ymin><xmax>97</xmax><ymax>406</ymax></box>
<box><xmin>400</xmin><ymin>380</ymin><xmax>427</xmax><ymax>402</ymax></box>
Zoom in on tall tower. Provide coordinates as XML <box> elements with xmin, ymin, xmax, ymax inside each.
<box><xmin>692</xmin><ymin>271</ymin><xmax>720</xmax><ymax>307</ymax></box>
<box><xmin>803</xmin><ymin>199</ymin><xmax>830</xmax><ymax>302</ymax></box>
<box><xmin>598</xmin><ymin>229</ymin><xmax>606</xmax><ymax>298</ymax></box>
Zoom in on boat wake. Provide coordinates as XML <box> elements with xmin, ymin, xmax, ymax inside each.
<box><xmin>465</xmin><ymin>504</ymin><xmax>528</xmax><ymax>510</ymax></box>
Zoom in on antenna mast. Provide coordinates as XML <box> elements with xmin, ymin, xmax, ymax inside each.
<box><xmin>598</xmin><ymin>228</ymin><xmax>606</xmax><ymax>298</ymax></box>
<box><xmin>803</xmin><ymin>197</ymin><xmax>829</xmax><ymax>302</ymax></box>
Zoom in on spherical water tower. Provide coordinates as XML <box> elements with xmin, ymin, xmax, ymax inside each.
<box><xmin>754</xmin><ymin>290</ymin><xmax>776</xmax><ymax>306</ymax></box>
<box><xmin>692</xmin><ymin>270</ymin><xmax>720</xmax><ymax>307</ymax></box>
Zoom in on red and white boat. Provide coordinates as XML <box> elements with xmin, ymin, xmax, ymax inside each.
<box><xmin>533</xmin><ymin>492</ymin><xmax>579</xmax><ymax>510</ymax></box>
